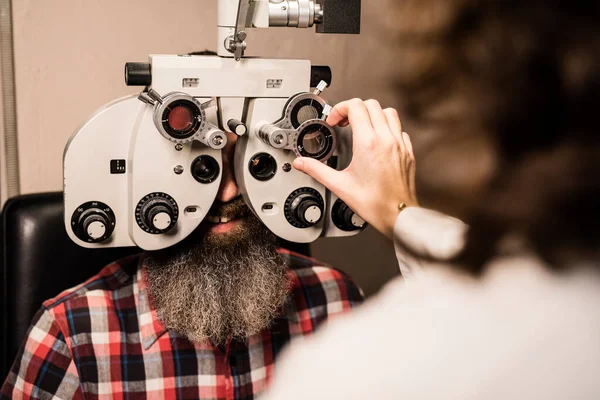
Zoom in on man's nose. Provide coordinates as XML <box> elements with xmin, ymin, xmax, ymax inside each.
<box><xmin>216</xmin><ymin>132</ymin><xmax>240</xmax><ymax>203</ymax></box>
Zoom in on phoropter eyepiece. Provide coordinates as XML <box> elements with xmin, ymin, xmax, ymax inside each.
<box><xmin>291</xmin><ymin>98</ymin><xmax>323</xmax><ymax>128</ymax></box>
<box><xmin>161</xmin><ymin>99</ymin><xmax>203</xmax><ymax>140</ymax></box>
<box><xmin>256</xmin><ymin>86</ymin><xmax>337</xmax><ymax>162</ymax></box>
<box><xmin>142</xmin><ymin>91</ymin><xmax>226</xmax><ymax>150</ymax></box>
<box><xmin>295</xmin><ymin>120</ymin><xmax>336</xmax><ymax>161</ymax></box>
<box><xmin>191</xmin><ymin>155</ymin><xmax>221</xmax><ymax>184</ymax></box>
<box><xmin>249</xmin><ymin>153</ymin><xmax>278</xmax><ymax>181</ymax></box>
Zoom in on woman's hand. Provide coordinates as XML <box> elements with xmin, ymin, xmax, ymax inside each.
<box><xmin>293</xmin><ymin>99</ymin><xmax>418</xmax><ymax>240</ymax></box>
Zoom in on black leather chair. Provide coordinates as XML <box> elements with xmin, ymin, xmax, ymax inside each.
<box><xmin>1</xmin><ymin>193</ymin><xmax>139</xmax><ymax>379</ymax></box>
<box><xmin>1</xmin><ymin>192</ymin><xmax>308</xmax><ymax>379</ymax></box>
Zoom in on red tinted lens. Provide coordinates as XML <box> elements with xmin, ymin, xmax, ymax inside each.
<box><xmin>168</xmin><ymin>106</ymin><xmax>193</xmax><ymax>131</ymax></box>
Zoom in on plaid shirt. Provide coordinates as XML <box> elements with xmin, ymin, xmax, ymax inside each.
<box><xmin>1</xmin><ymin>249</ymin><xmax>363</xmax><ymax>399</ymax></box>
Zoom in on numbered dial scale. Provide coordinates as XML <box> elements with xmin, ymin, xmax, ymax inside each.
<box><xmin>284</xmin><ymin>187</ymin><xmax>325</xmax><ymax>228</ymax></box>
<box><xmin>71</xmin><ymin>201</ymin><xmax>117</xmax><ymax>243</ymax></box>
<box><xmin>135</xmin><ymin>192</ymin><xmax>179</xmax><ymax>234</ymax></box>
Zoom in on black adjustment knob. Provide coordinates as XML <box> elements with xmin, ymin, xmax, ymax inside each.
<box><xmin>284</xmin><ymin>188</ymin><xmax>325</xmax><ymax>228</ymax></box>
<box><xmin>135</xmin><ymin>193</ymin><xmax>179</xmax><ymax>234</ymax></box>
<box><xmin>331</xmin><ymin>199</ymin><xmax>367</xmax><ymax>231</ymax></box>
<box><xmin>71</xmin><ymin>201</ymin><xmax>116</xmax><ymax>243</ymax></box>
<box><xmin>295</xmin><ymin>196</ymin><xmax>322</xmax><ymax>224</ymax></box>
<box><xmin>125</xmin><ymin>62</ymin><xmax>152</xmax><ymax>86</ymax></box>
<box><xmin>146</xmin><ymin>205</ymin><xmax>173</xmax><ymax>231</ymax></box>
<box><xmin>227</xmin><ymin>119</ymin><xmax>247</xmax><ymax>136</ymax></box>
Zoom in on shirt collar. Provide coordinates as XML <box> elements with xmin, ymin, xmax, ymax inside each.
<box><xmin>135</xmin><ymin>257</ymin><xmax>169</xmax><ymax>350</ymax></box>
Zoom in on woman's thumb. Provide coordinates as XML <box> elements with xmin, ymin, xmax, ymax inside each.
<box><xmin>293</xmin><ymin>157</ymin><xmax>342</xmax><ymax>193</ymax></box>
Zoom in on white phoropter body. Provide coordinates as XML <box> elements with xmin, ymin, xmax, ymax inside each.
<box><xmin>63</xmin><ymin>0</ymin><xmax>365</xmax><ymax>250</ymax></box>
<box><xmin>64</xmin><ymin>94</ymin><xmax>224</xmax><ymax>251</ymax></box>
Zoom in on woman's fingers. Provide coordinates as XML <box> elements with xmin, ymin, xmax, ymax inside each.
<box><xmin>402</xmin><ymin>132</ymin><xmax>418</xmax><ymax>202</ymax></box>
<box><xmin>383</xmin><ymin>108</ymin><xmax>405</xmax><ymax>149</ymax></box>
<box><xmin>364</xmin><ymin>100</ymin><xmax>393</xmax><ymax>140</ymax></box>
<box><xmin>327</xmin><ymin>99</ymin><xmax>369</xmax><ymax>128</ymax></box>
<box><xmin>296</xmin><ymin>98</ymin><xmax>419</xmax><ymax>239</ymax></box>
<box><xmin>326</xmin><ymin>100</ymin><xmax>349</xmax><ymax>126</ymax></box>
<box><xmin>403</xmin><ymin>132</ymin><xmax>414</xmax><ymax>156</ymax></box>
<box><xmin>327</xmin><ymin>99</ymin><xmax>380</xmax><ymax>151</ymax></box>
<box><xmin>328</xmin><ymin>99</ymin><xmax>407</xmax><ymax>153</ymax></box>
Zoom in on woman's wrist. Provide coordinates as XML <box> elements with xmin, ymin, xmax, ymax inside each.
<box><xmin>384</xmin><ymin>201</ymin><xmax>418</xmax><ymax>240</ymax></box>
<box><xmin>387</xmin><ymin>201</ymin><xmax>419</xmax><ymax>241</ymax></box>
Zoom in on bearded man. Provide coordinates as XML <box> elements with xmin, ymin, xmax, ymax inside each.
<box><xmin>2</xmin><ymin>120</ymin><xmax>363</xmax><ymax>399</ymax></box>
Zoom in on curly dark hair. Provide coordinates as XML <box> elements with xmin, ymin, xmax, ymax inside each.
<box><xmin>392</xmin><ymin>0</ymin><xmax>600</xmax><ymax>272</ymax></box>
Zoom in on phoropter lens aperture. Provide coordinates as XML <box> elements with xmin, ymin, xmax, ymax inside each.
<box><xmin>302</xmin><ymin>129</ymin><xmax>327</xmax><ymax>155</ymax></box>
<box><xmin>291</xmin><ymin>99</ymin><xmax>324</xmax><ymax>129</ymax></box>
<box><xmin>162</xmin><ymin>99</ymin><xmax>202</xmax><ymax>139</ymax></box>
<box><xmin>168</xmin><ymin>105</ymin><xmax>193</xmax><ymax>131</ymax></box>
<box><xmin>191</xmin><ymin>155</ymin><xmax>220</xmax><ymax>184</ymax></box>
<box><xmin>249</xmin><ymin>153</ymin><xmax>277</xmax><ymax>181</ymax></box>
<box><xmin>296</xmin><ymin>122</ymin><xmax>335</xmax><ymax>161</ymax></box>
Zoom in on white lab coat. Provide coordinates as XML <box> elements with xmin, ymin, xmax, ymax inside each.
<box><xmin>262</xmin><ymin>208</ymin><xmax>600</xmax><ymax>399</ymax></box>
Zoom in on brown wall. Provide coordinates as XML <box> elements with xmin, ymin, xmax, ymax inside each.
<box><xmin>2</xmin><ymin>0</ymin><xmax>401</xmax><ymax>296</ymax></box>
<box><xmin>0</xmin><ymin>49</ymin><xmax>5</xmax><ymax>206</ymax></box>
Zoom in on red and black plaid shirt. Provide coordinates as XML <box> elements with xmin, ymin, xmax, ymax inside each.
<box><xmin>1</xmin><ymin>249</ymin><xmax>363</xmax><ymax>399</ymax></box>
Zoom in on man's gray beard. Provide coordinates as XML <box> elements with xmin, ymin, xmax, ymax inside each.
<box><xmin>143</xmin><ymin>205</ymin><xmax>291</xmax><ymax>345</ymax></box>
